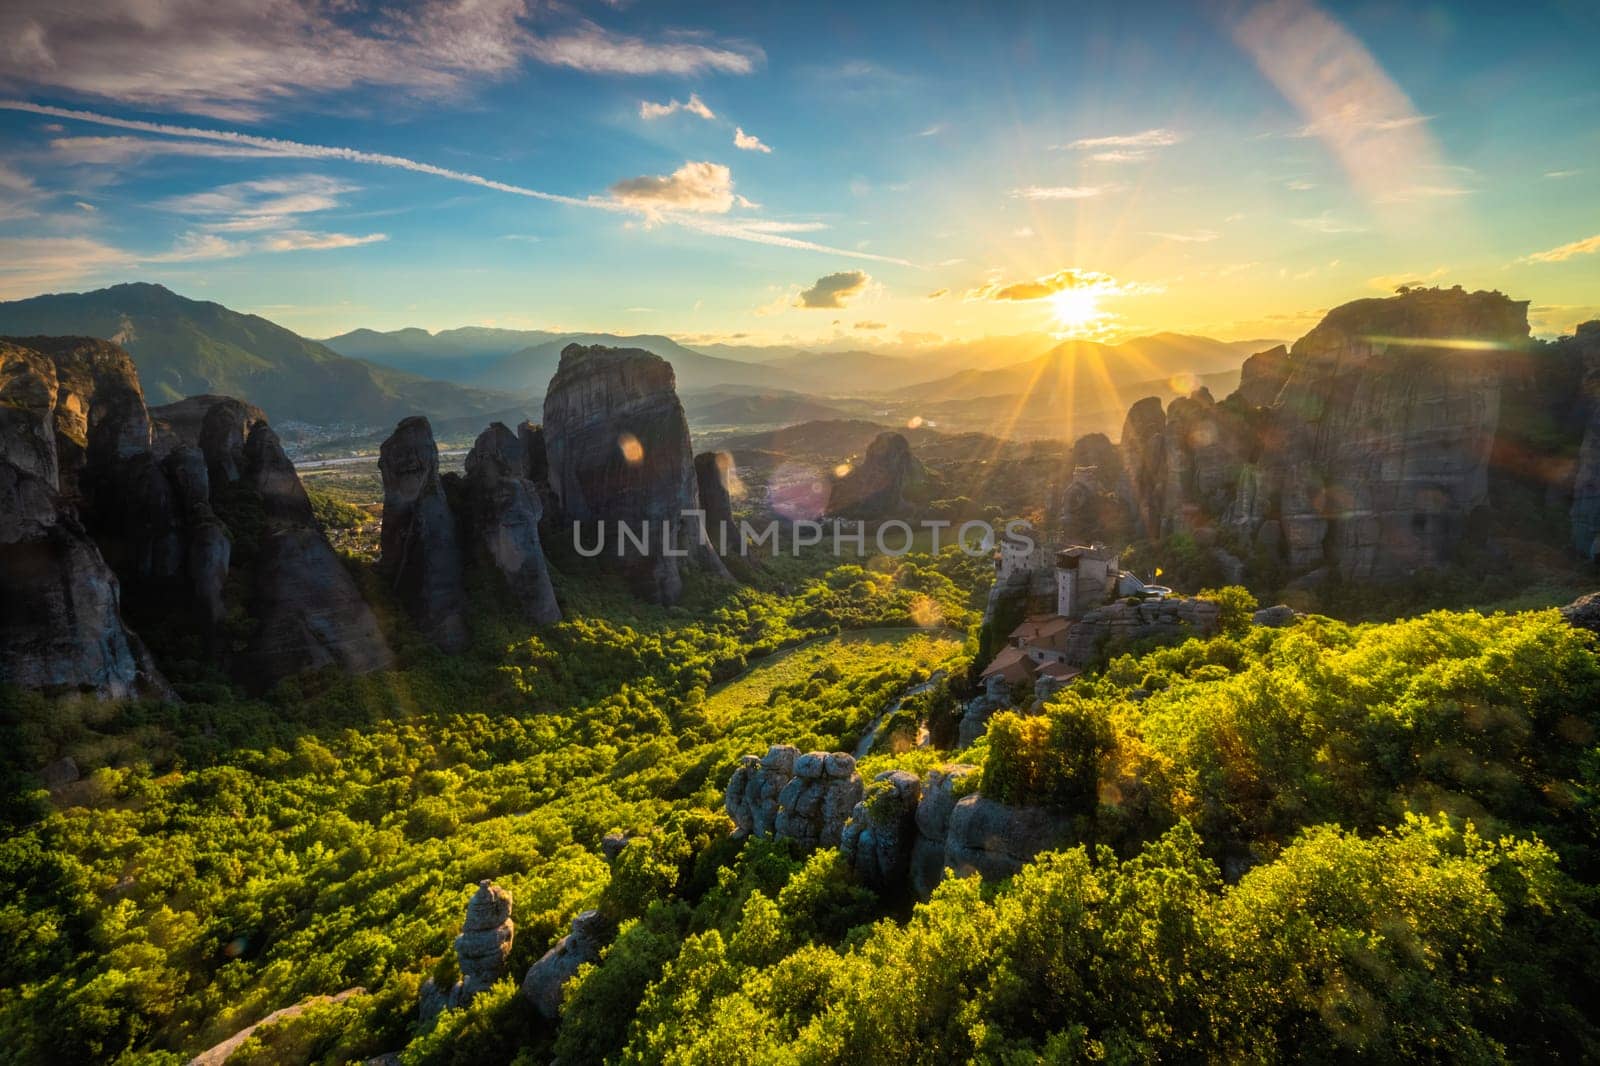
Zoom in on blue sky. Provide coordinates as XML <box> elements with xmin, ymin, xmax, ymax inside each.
<box><xmin>0</xmin><ymin>0</ymin><xmax>1596</xmax><ymax>346</ymax></box>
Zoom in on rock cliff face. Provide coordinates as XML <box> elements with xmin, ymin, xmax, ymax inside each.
<box><xmin>238</xmin><ymin>423</ymin><xmax>394</xmax><ymax>686</ymax></box>
<box><xmin>694</xmin><ymin>450</ymin><xmax>742</xmax><ymax>562</ymax></box>
<box><xmin>1111</xmin><ymin>289</ymin><xmax>1547</xmax><ymax>581</ymax></box>
<box><xmin>826</xmin><ymin>431</ymin><xmax>928</xmax><ymax>519</ymax></box>
<box><xmin>1565</xmin><ymin>324</ymin><xmax>1600</xmax><ymax>559</ymax></box>
<box><xmin>464</xmin><ymin>423</ymin><xmax>561</xmax><ymax>625</ymax></box>
<box><xmin>724</xmin><ymin>750</ymin><xmax>1082</xmax><ymax>900</ymax></box>
<box><xmin>1061</xmin><ymin>598</ymin><xmax>1222</xmax><ymax>666</ymax></box>
<box><xmin>522</xmin><ymin>910</ymin><xmax>613</xmax><ymax>1021</ymax></box>
<box><xmin>379</xmin><ymin>416</ymin><xmax>469</xmax><ymax>650</ymax></box>
<box><xmin>542</xmin><ymin>343</ymin><xmax>722</xmax><ymax>603</ymax></box>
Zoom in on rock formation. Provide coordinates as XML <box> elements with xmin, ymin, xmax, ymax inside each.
<box><xmin>238</xmin><ymin>423</ymin><xmax>394</xmax><ymax>686</ymax></box>
<box><xmin>0</xmin><ymin>459</ymin><xmax>169</xmax><ymax>699</ymax></box>
<box><xmin>1560</xmin><ymin>591</ymin><xmax>1600</xmax><ymax>637</ymax></box>
<box><xmin>1060</xmin><ymin>598</ymin><xmax>1221</xmax><ymax>665</ymax></box>
<box><xmin>826</xmin><ymin>431</ymin><xmax>928</xmax><ymax>519</ymax></box>
<box><xmin>774</xmin><ymin>751</ymin><xmax>865</xmax><ymax>851</ymax></box>
<box><xmin>522</xmin><ymin>910</ymin><xmax>613</xmax><ymax>1021</ymax></box>
<box><xmin>1108</xmin><ymin>289</ymin><xmax>1553</xmax><ymax>582</ymax></box>
<box><xmin>542</xmin><ymin>344</ymin><xmax>723</xmax><ymax>604</ymax></box>
<box><xmin>378</xmin><ymin>416</ymin><xmax>469</xmax><ymax>650</ymax></box>
<box><xmin>421</xmin><ymin>881</ymin><xmax>515</xmax><ymax>1022</ymax></box>
<box><xmin>839</xmin><ymin>770</ymin><xmax>921</xmax><ymax>891</ymax></box>
<box><xmin>464</xmin><ymin>423</ymin><xmax>561</xmax><ymax>625</ymax></box>
<box><xmin>1566</xmin><ymin>323</ymin><xmax>1600</xmax><ymax>559</ymax></box>
<box><xmin>909</xmin><ymin>765</ymin><xmax>976</xmax><ymax>899</ymax></box>
<box><xmin>725</xmin><ymin>745</ymin><xmax>797</xmax><ymax>839</ymax></box>
<box><xmin>942</xmin><ymin>794</ymin><xmax>1075</xmax><ymax>882</ymax></box>
<box><xmin>516</xmin><ymin>420</ymin><xmax>557</xmax><ymax>516</ymax></box>
<box><xmin>694</xmin><ymin>450</ymin><xmax>742</xmax><ymax>562</ymax></box>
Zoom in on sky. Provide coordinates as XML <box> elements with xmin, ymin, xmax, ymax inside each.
<box><xmin>0</xmin><ymin>0</ymin><xmax>1596</xmax><ymax>349</ymax></box>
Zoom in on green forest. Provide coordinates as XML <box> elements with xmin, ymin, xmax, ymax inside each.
<box><xmin>2</xmin><ymin>545</ymin><xmax>1598</xmax><ymax>1063</ymax></box>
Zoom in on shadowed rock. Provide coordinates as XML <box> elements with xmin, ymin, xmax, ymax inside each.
<box><xmin>543</xmin><ymin>343</ymin><xmax>724</xmax><ymax>603</ymax></box>
<box><xmin>465</xmin><ymin>423</ymin><xmax>561</xmax><ymax>625</ymax></box>
<box><xmin>379</xmin><ymin>416</ymin><xmax>469</xmax><ymax>650</ymax></box>
<box><xmin>774</xmin><ymin>751</ymin><xmax>864</xmax><ymax>851</ymax></box>
<box><xmin>240</xmin><ymin>423</ymin><xmax>393</xmax><ymax>686</ymax></box>
<box><xmin>421</xmin><ymin>881</ymin><xmax>515</xmax><ymax>1023</ymax></box>
<box><xmin>522</xmin><ymin>910</ymin><xmax>613</xmax><ymax>1021</ymax></box>
<box><xmin>826</xmin><ymin>431</ymin><xmax>928</xmax><ymax>519</ymax></box>
<box><xmin>840</xmin><ymin>769</ymin><xmax>922</xmax><ymax>891</ymax></box>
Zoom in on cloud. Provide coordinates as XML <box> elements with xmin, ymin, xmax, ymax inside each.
<box><xmin>529</xmin><ymin>22</ymin><xmax>760</xmax><ymax>76</ymax></box>
<box><xmin>0</xmin><ymin>1</ymin><xmax>760</xmax><ymax>120</ymax></box>
<box><xmin>966</xmin><ymin>268</ymin><xmax>1146</xmax><ymax>302</ymax></box>
<box><xmin>609</xmin><ymin>161</ymin><xmax>735</xmax><ymax>215</ymax></box>
<box><xmin>1150</xmin><ymin>229</ymin><xmax>1220</xmax><ymax>242</ymax></box>
<box><xmin>1519</xmin><ymin>233</ymin><xmax>1600</xmax><ymax>264</ymax></box>
<box><xmin>0</xmin><ymin>162</ymin><xmax>42</xmax><ymax>221</ymax></box>
<box><xmin>1545</xmin><ymin>169</ymin><xmax>1580</xmax><ymax>179</ymax></box>
<box><xmin>1377</xmin><ymin>183</ymin><xmax>1471</xmax><ymax>203</ymax></box>
<box><xmin>734</xmin><ymin>127</ymin><xmax>772</xmax><ymax>153</ymax></box>
<box><xmin>1293</xmin><ymin>212</ymin><xmax>1366</xmax><ymax>234</ymax></box>
<box><xmin>1285</xmin><ymin>179</ymin><xmax>1317</xmax><ymax>190</ymax></box>
<box><xmin>1061</xmin><ymin>128</ymin><xmax>1182</xmax><ymax>150</ymax></box>
<box><xmin>854</xmin><ymin>320</ymin><xmax>886</xmax><ymax>330</ymax></box>
<box><xmin>1367</xmin><ymin>266</ymin><xmax>1448</xmax><ymax>291</ymax></box>
<box><xmin>156</xmin><ymin>174</ymin><xmax>358</xmax><ymax>225</ymax></box>
<box><xmin>1013</xmin><ymin>226</ymin><xmax>1035</xmax><ymax>238</ymax></box>
<box><xmin>798</xmin><ymin>271</ymin><xmax>871</xmax><ymax>309</ymax></box>
<box><xmin>1090</xmin><ymin>150</ymin><xmax>1149</xmax><ymax>164</ymax></box>
<box><xmin>6</xmin><ymin>101</ymin><xmax>910</xmax><ymax>265</ymax></box>
<box><xmin>260</xmin><ymin>230</ymin><xmax>388</xmax><ymax>252</ymax></box>
<box><xmin>49</xmin><ymin>135</ymin><xmax>287</xmax><ymax>165</ymax></box>
<box><xmin>1010</xmin><ymin>185</ymin><xmax>1114</xmax><ymax>200</ymax></box>
<box><xmin>926</xmin><ymin>288</ymin><xmax>948</xmax><ymax>300</ymax></box>
<box><xmin>640</xmin><ymin>93</ymin><xmax>716</xmax><ymax>120</ymax></box>
<box><xmin>916</xmin><ymin>123</ymin><xmax>945</xmax><ymax>137</ymax></box>
<box><xmin>0</xmin><ymin>235</ymin><xmax>133</xmax><ymax>297</ymax></box>
<box><xmin>74</xmin><ymin>201</ymin><xmax>96</xmax><ymax>212</ymax></box>
<box><xmin>734</xmin><ymin>220</ymin><xmax>827</xmax><ymax>233</ymax></box>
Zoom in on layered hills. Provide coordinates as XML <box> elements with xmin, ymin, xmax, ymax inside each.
<box><xmin>0</xmin><ymin>284</ymin><xmax>524</xmax><ymax>427</ymax></box>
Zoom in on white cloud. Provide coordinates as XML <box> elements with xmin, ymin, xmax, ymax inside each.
<box><xmin>0</xmin><ymin>1</ymin><xmax>760</xmax><ymax>120</ymax></box>
<box><xmin>734</xmin><ymin>127</ymin><xmax>772</xmax><ymax>153</ymax></box>
<box><xmin>1285</xmin><ymin>179</ymin><xmax>1317</xmax><ymax>190</ymax></box>
<box><xmin>609</xmin><ymin>161</ymin><xmax>735</xmax><ymax>216</ymax></box>
<box><xmin>1519</xmin><ymin>233</ymin><xmax>1600</xmax><ymax>264</ymax></box>
<box><xmin>1090</xmin><ymin>150</ymin><xmax>1149</xmax><ymax>164</ymax></box>
<box><xmin>260</xmin><ymin>230</ymin><xmax>388</xmax><ymax>252</ymax></box>
<box><xmin>1013</xmin><ymin>226</ymin><xmax>1035</xmax><ymax>238</ymax></box>
<box><xmin>1061</xmin><ymin>128</ymin><xmax>1182</xmax><ymax>150</ymax></box>
<box><xmin>797</xmin><ymin>271</ymin><xmax>871</xmax><ymax>309</ymax></box>
<box><xmin>916</xmin><ymin>123</ymin><xmax>945</xmax><ymax>137</ymax></box>
<box><xmin>0</xmin><ymin>235</ymin><xmax>133</xmax><ymax>297</ymax></box>
<box><xmin>1367</xmin><ymin>266</ymin><xmax>1448</xmax><ymax>291</ymax></box>
<box><xmin>1293</xmin><ymin>212</ymin><xmax>1366</xmax><ymax>234</ymax></box>
<box><xmin>1545</xmin><ymin>169</ymin><xmax>1580</xmax><ymax>179</ymax></box>
<box><xmin>156</xmin><ymin>174</ymin><xmax>358</xmax><ymax>226</ymax></box>
<box><xmin>49</xmin><ymin>135</ymin><xmax>287</xmax><ymax>165</ymax></box>
<box><xmin>0</xmin><ymin>163</ymin><xmax>42</xmax><ymax>221</ymax></box>
<box><xmin>5</xmin><ymin>102</ymin><xmax>910</xmax><ymax>265</ymax></box>
<box><xmin>1010</xmin><ymin>185</ymin><xmax>1114</xmax><ymax>200</ymax></box>
<box><xmin>640</xmin><ymin>93</ymin><xmax>716</xmax><ymax>120</ymax></box>
<box><xmin>965</xmin><ymin>268</ymin><xmax>1155</xmax><ymax>302</ymax></box>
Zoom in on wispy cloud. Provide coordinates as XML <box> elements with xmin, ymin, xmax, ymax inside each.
<box><xmin>1150</xmin><ymin>229</ymin><xmax>1220</xmax><ymax>243</ymax></box>
<box><xmin>4</xmin><ymin>101</ymin><xmax>908</xmax><ymax>265</ymax></box>
<box><xmin>1367</xmin><ymin>266</ymin><xmax>1447</xmax><ymax>291</ymax></box>
<box><xmin>1010</xmin><ymin>184</ymin><xmax>1115</xmax><ymax>200</ymax></box>
<box><xmin>926</xmin><ymin>288</ymin><xmax>948</xmax><ymax>300</ymax></box>
<box><xmin>1519</xmin><ymin>233</ymin><xmax>1600</xmax><ymax>264</ymax></box>
<box><xmin>1293</xmin><ymin>212</ymin><xmax>1366</xmax><ymax>234</ymax></box>
<box><xmin>734</xmin><ymin>127</ymin><xmax>773</xmax><ymax>153</ymax></box>
<box><xmin>0</xmin><ymin>235</ymin><xmax>132</xmax><ymax>297</ymax></box>
<box><xmin>1285</xmin><ymin>179</ymin><xmax>1317</xmax><ymax>190</ymax></box>
<box><xmin>640</xmin><ymin>93</ymin><xmax>716</xmax><ymax>120</ymax></box>
<box><xmin>854</xmin><ymin>320</ymin><xmax>886</xmax><ymax>330</ymax></box>
<box><xmin>916</xmin><ymin>123</ymin><xmax>945</xmax><ymax>137</ymax></box>
<box><xmin>798</xmin><ymin>271</ymin><xmax>871</xmax><ymax>308</ymax></box>
<box><xmin>0</xmin><ymin>163</ymin><xmax>43</xmax><ymax>222</ymax></box>
<box><xmin>0</xmin><ymin>1</ymin><xmax>760</xmax><ymax>120</ymax></box>
<box><xmin>1545</xmin><ymin>169</ymin><xmax>1581</xmax><ymax>179</ymax></box>
<box><xmin>1060</xmin><ymin>128</ymin><xmax>1183</xmax><ymax>150</ymax></box>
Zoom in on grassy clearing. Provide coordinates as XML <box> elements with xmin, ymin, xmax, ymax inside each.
<box><xmin>700</xmin><ymin>626</ymin><xmax>965</xmax><ymax>730</ymax></box>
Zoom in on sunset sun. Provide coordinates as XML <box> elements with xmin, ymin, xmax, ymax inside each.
<box><xmin>1049</xmin><ymin>287</ymin><xmax>1101</xmax><ymax>332</ymax></box>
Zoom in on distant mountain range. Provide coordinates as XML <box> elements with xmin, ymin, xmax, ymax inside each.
<box><xmin>0</xmin><ymin>284</ymin><xmax>525</xmax><ymax>427</ymax></box>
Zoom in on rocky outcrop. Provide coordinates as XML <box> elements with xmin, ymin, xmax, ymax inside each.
<box><xmin>1567</xmin><ymin>324</ymin><xmax>1600</xmax><ymax>559</ymax></box>
<box><xmin>542</xmin><ymin>344</ymin><xmax>722</xmax><ymax>604</ymax></box>
<box><xmin>725</xmin><ymin>745</ymin><xmax>798</xmax><ymax>839</ymax></box>
<box><xmin>1061</xmin><ymin>597</ymin><xmax>1221</xmax><ymax>666</ymax></box>
<box><xmin>421</xmin><ymin>881</ymin><xmax>515</xmax><ymax>1023</ymax></box>
<box><xmin>1252</xmin><ymin>604</ymin><xmax>1299</xmax><ymax>628</ymax></box>
<box><xmin>378</xmin><ymin>417</ymin><xmax>469</xmax><ymax>650</ymax></box>
<box><xmin>1561</xmin><ymin>591</ymin><xmax>1600</xmax><ymax>637</ymax></box>
<box><xmin>774</xmin><ymin>751</ymin><xmax>865</xmax><ymax>851</ymax></box>
<box><xmin>0</xmin><ymin>460</ymin><xmax>169</xmax><ymax>699</ymax></box>
<box><xmin>1235</xmin><ymin>344</ymin><xmax>1291</xmax><ymax>407</ymax></box>
<box><xmin>464</xmin><ymin>423</ymin><xmax>561</xmax><ymax>625</ymax></box>
<box><xmin>516</xmin><ymin>420</ymin><xmax>557</xmax><ymax>516</ymax></box>
<box><xmin>522</xmin><ymin>910</ymin><xmax>613</xmax><ymax>1021</ymax></box>
<box><xmin>908</xmin><ymin>765</ymin><xmax>976</xmax><ymax>898</ymax></box>
<box><xmin>943</xmin><ymin>794</ymin><xmax>1075</xmax><ymax>882</ymax></box>
<box><xmin>826</xmin><ymin>431</ymin><xmax>928</xmax><ymax>519</ymax></box>
<box><xmin>149</xmin><ymin>394</ymin><xmax>266</xmax><ymax>486</ymax></box>
<box><xmin>1112</xmin><ymin>289</ymin><xmax>1546</xmax><ymax>582</ymax></box>
<box><xmin>239</xmin><ymin>423</ymin><xmax>394</xmax><ymax>687</ymax></box>
<box><xmin>839</xmin><ymin>770</ymin><xmax>921</xmax><ymax>891</ymax></box>
<box><xmin>694</xmin><ymin>450</ymin><xmax>742</xmax><ymax>561</ymax></box>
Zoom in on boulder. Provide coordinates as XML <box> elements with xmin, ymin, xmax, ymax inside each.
<box><xmin>1252</xmin><ymin>604</ymin><xmax>1298</xmax><ymax>628</ymax></box>
<box><xmin>378</xmin><ymin>416</ymin><xmax>470</xmax><ymax>649</ymax></box>
<box><xmin>464</xmin><ymin>423</ymin><xmax>560</xmax><ymax>625</ymax></box>
<box><xmin>1060</xmin><ymin>597</ymin><xmax>1222</xmax><ymax>666</ymax></box>
<box><xmin>0</xmin><ymin>341</ymin><xmax>61</xmax><ymax>486</ymax></box>
<box><xmin>542</xmin><ymin>344</ymin><xmax>721</xmax><ymax>604</ymax></box>
<box><xmin>825</xmin><ymin>431</ymin><xmax>928</xmax><ymax>519</ymax></box>
<box><xmin>724</xmin><ymin>744</ymin><xmax>797</xmax><ymax>839</ymax></box>
<box><xmin>521</xmin><ymin>910</ymin><xmax>613</xmax><ymax>1021</ymax></box>
<box><xmin>1560</xmin><ymin>591</ymin><xmax>1600</xmax><ymax>637</ymax></box>
<box><xmin>773</xmin><ymin>751</ymin><xmax>864</xmax><ymax>850</ymax></box>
